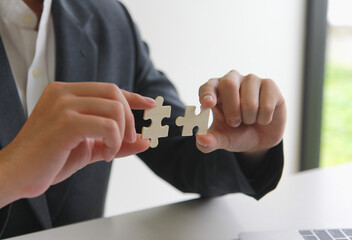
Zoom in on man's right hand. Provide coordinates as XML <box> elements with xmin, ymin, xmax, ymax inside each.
<box><xmin>0</xmin><ymin>82</ymin><xmax>155</xmax><ymax>208</ymax></box>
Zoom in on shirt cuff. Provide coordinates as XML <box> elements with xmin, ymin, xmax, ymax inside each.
<box><xmin>236</xmin><ymin>141</ymin><xmax>284</xmax><ymax>200</ymax></box>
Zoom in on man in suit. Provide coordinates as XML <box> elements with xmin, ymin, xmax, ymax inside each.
<box><xmin>0</xmin><ymin>0</ymin><xmax>286</xmax><ymax>238</ymax></box>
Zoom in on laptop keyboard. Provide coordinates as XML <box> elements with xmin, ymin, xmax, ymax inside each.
<box><xmin>299</xmin><ymin>229</ymin><xmax>352</xmax><ymax>240</ymax></box>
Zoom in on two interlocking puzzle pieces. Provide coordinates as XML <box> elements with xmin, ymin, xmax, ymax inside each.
<box><xmin>142</xmin><ymin>96</ymin><xmax>210</xmax><ymax>148</ymax></box>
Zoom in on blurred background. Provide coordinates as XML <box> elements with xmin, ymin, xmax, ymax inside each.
<box><xmin>104</xmin><ymin>0</ymin><xmax>352</xmax><ymax>217</ymax></box>
<box><xmin>321</xmin><ymin>0</ymin><xmax>352</xmax><ymax>167</ymax></box>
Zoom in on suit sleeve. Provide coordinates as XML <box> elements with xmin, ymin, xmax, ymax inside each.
<box><xmin>119</xmin><ymin>3</ymin><xmax>284</xmax><ymax>200</ymax></box>
<box><xmin>0</xmin><ymin>204</ymin><xmax>11</xmax><ymax>238</ymax></box>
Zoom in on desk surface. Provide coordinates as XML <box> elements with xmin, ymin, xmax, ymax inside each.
<box><xmin>9</xmin><ymin>163</ymin><xmax>352</xmax><ymax>240</ymax></box>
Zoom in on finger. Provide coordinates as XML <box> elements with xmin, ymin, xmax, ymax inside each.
<box><xmin>61</xmin><ymin>98</ymin><xmax>126</xmax><ymax>138</ymax></box>
<box><xmin>218</xmin><ymin>70</ymin><xmax>242</xmax><ymax>127</ymax></box>
<box><xmin>104</xmin><ymin>87</ymin><xmax>136</xmax><ymax>143</ymax></box>
<box><xmin>119</xmin><ymin>90</ymin><xmax>157</xmax><ymax>143</ymax></box>
<box><xmin>65</xmin><ymin>82</ymin><xmax>126</xmax><ymax>100</ymax></box>
<box><xmin>67</xmin><ymin>97</ymin><xmax>121</xmax><ymax>116</ymax></box>
<box><xmin>63</xmin><ymin>82</ymin><xmax>154</xmax><ymax>109</ymax></box>
<box><xmin>68</xmin><ymin>82</ymin><xmax>154</xmax><ymax>142</ymax></box>
<box><xmin>195</xmin><ymin>130</ymin><xmax>229</xmax><ymax>154</ymax></box>
<box><xmin>121</xmin><ymin>90</ymin><xmax>156</xmax><ymax>109</ymax></box>
<box><xmin>257</xmin><ymin>79</ymin><xmax>281</xmax><ymax>125</ymax></box>
<box><xmin>114</xmin><ymin>134</ymin><xmax>151</xmax><ymax>158</ymax></box>
<box><xmin>87</xmin><ymin>140</ymin><xmax>106</xmax><ymax>163</ymax></box>
<box><xmin>195</xmin><ymin>107</ymin><xmax>229</xmax><ymax>153</ymax></box>
<box><xmin>87</xmin><ymin>134</ymin><xmax>150</xmax><ymax>164</ymax></box>
<box><xmin>198</xmin><ymin>78</ymin><xmax>219</xmax><ymax>108</ymax></box>
<box><xmin>240</xmin><ymin>74</ymin><xmax>261</xmax><ymax>125</ymax></box>
<box><xmin>53</xmin><ymin>139</ymin><xmax>92</xmax><ymax>184</ymax></box>
<box><xmin>66</xmin><ymin>113</ymin><xmax>123</xmax><ymax>161</ymax></box>
<box><xmin>53</xmin><ymin>82</ymin><xmax>135</xmax><ymax>143</ymax></box>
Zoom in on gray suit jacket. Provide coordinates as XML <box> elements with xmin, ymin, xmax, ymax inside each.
<box><xmin>0</xmin><ymin>0</ymin><xmax>284</xmax><ymax>238</ymax></box>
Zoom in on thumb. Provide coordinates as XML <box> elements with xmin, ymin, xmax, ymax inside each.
<box><xmin>195</xmin><ymin>130</ymin><xmax>228</xmax><ymax>153</ymax></box>
<box><xmin>195</xmin><ymin>106</ymin><xmax>231</xmax><ymax>153</ymax></box>
<box><xmin>115</xmin><ymin>134</ymin><xmax>151</xmax><ymax>158</ymax></box>
<box><xmin>89</xmin><ymin>134</ymin><xmax>151</xmax><ymax>163</ymax></box>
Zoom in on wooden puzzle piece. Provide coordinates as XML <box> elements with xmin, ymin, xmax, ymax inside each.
<box><xmin>142</xmin><ymin>96</ymin><xmax>171</xmax><ymax>148</ymax></box>
<box><xmin>175</xmin><ymin>106</ymin><xmax>210</xmax><ymax>136</ymax></box>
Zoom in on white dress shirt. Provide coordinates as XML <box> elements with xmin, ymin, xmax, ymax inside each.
<box><xmin>0</xmin><ymin>0</ymin><xmax>55</xmax><ymax>117</ymax></box>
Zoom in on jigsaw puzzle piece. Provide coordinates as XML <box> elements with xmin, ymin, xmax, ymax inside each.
<box><xmin>176</xmin><ymin>106</ymin><xmax>210</xmax><ymax>136</ymax></box>
<box><xmin>142</xmin><ymin>96</ymin><xmax>171</xmax><ymax>148</ymax></box>
<box><xmin>142</xmin><ymin>125</ymin><xmax>169</xmax><ymax>148</ymax></box>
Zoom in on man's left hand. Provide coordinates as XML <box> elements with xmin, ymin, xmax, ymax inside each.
<box><xmin>196</xmin><ymin>70</ymin><xmax>286</xmax><ymax>154</ymax></box>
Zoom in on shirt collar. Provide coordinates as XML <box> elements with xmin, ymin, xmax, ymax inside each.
<box><xmin>0</xmin><ymin>0</ymin><xmax>38</xmax><ymax>29</ymax></box>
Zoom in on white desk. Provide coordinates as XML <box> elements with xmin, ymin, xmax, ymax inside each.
<box><xmin>9</xmin><ymin>163</ymin><xmax>352</xmax><ymax>240</ymax></box>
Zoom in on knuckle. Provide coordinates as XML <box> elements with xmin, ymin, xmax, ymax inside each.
<box><xmin>199</xmin><ymin>83</ymin><xmax>211</xmax><ymax>95</ymax></box>
<box><xmin>46</xmin><ymin>81</ymin><xmax>59</xmax><ymax>91</ymax></box>
<box><xmin>260</xmin><ymin>103</ymin><xmax>274</xmax><ymax>114</ymax></box>
<box><xmin>227</xmin><ymin>69</ymin><xmax>242</xmax><ymax>81</ymax></box>
<box><xmin>245</xmin><ymin>73</ymin><xmax>258</xmax><ymax>82</ymax></box>
<box><xmin>115</xmin><ymin>101</ymin><xmax>124</xmax><ymax>112</ymax></box>
<box><xmin>55</xmin><ymin>96</ymin><xmax>72</xmax><ymax>112</ymax></box>
<box><xmin>43</xmin><ymin>82</ymin><xmax>62</xmax><ymax>98</ymax></box>
<box><xmin>242</xmin><ymin>100</ymin><xmax>258</xmax><ymax>112</ymax></box>
<box><xmin>58</xmin><ymin>110</ymin><xmax>75</xmax><ymax>128</ymax></box>
<box><xmin>262</xmin><ymin>78</ymin><xmax>275</xmax><ymax>86</ymax></box>
<box><xmin>199</xmin><ymin>83</ymin><xmax>207</xmax><ymax>93</ymax></box>
<box><xmin>54</xmin><ymin>112</ymin><xmax>78</xmax><ymax>139</ymax></box>
<box><xmin>104</xmin><ymin>119</ymin><xmax>118</xmax><ymax>133</ymax></box>
<box><xmin>111</xmin><ymin>84</ymin><xmax>121</xmax><ymax>97</ymax></box>
<box><xmin>110</xmin><ymin>101</ymin><xmax>124</xmax><ymax>119</ymax></box>
<box><xmin>208</xmin><ymin>78</ymin><xmax>219</xmax><ymax>86</ymax></box>
<box><xmin>106</xmin><ymin>83</ymin><xmax>121</xmax><ymax>99</ymax></box>
<box><xmin>218</xmin><ymin>78</ymin><xmax>237</xmax><ymax>91</ymax></box>
<box><xmin>229</xmin><ymin>69</ymin><xmax>239</xmax><ymax>76</ymax></box>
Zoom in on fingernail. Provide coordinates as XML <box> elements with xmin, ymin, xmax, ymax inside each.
<box><xmin>196</xmin><ymin>138</ymin><xmax>208</xmax><ymax>148</ymax></box>
<box><xmin>145</xmin><ymin>97</ymin><xmax>156</xmax><ymax>105</ymax></box>
<box><xmin>229</xmin><ymin>119</ymin><xmax>241</xmax><ymax>127</ymax></box>
<box><xmin>202</xmin><ymin>95</ymin><xmax>214</xmax><ymax>103</ymax></box>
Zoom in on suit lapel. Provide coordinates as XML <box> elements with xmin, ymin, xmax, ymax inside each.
<box><xmin>0</xmin><ymin>37</ymin><xmax>52</xmax><ymax>229</ymax></box>
<box><xmin>1</xmin><ymin>0</ymin><xmax>98</xmax><ymax>230</ymax></box>
<box><xmin>30</xmin><ymin>0</ymin><xmax>98</xmax><ymax>228</ymax></box>
<box><xmin>40</xmin><ymin>0</ymin><xmax>98</xmax><ymax>223</ymax></box>
<box><xmin>52</xmin><ymin>0</ymin><xmax>98</xmax><ymax>84</ymax></box>
<box><xmin>0</xmin><ymin>37</ymin><xmax>26</xmax><ymax>149</ymax></box>
<box><xmin>28</xmin><ymin>0</ymin><xmax>98</xmax><ymax>229</ymax></box>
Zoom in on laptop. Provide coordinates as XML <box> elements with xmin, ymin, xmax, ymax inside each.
<box><xmin>239</xmin><ymin>228</ymin><xmax>352</xmax><ymax>240</ymax></box>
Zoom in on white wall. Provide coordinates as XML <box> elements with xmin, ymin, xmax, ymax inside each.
<box><xmin>105</xmin><ymin>0</ymin><xmax>306</xmax><ymax>217</ymax></box>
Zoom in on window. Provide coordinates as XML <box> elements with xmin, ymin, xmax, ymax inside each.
<box><xmin>301</xmin><ymin>0</ymin><xmax>352</xmax><ymax>170</ymax></box>
<box><xmin>320</xmin><ymin>0</ymin><xmax>352</xmax><ymax>167</ymax></box>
